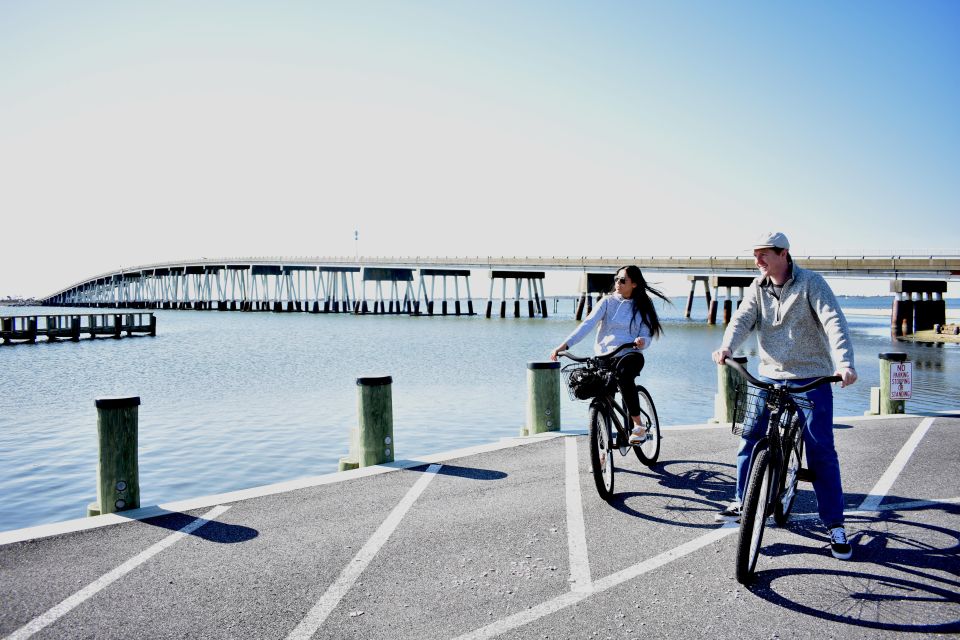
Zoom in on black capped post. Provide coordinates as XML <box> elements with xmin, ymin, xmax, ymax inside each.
<box><xmin>713</xmin><ymin>356</ymin><xmax>748</xmax><ymax>424</ymax></box>
<box><xmin>524</xmin><ymin>361</ymin><xmax>561</xmax><ymax>436</ymax></box>
<box><xmin>88</xmin><ymin>396</ymin><xmax>141</xmax><ymax>517</ymax></box>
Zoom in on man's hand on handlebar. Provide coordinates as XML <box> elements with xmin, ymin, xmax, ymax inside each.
<box><xmin>836</xmin><ymin>367</ymin><xmax>857</xmax><ymax>388</ymax></box>
<box><xmin>712</xmin><ymin>347</ymin><xmax>731</xmax><ymax>365</ymax></box>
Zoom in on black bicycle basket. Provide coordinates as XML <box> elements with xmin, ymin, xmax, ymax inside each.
<box><xmin>562</xmin><ymin>363</ymin><xmax>611</xmax><ymax>401</ymax></box>
<box><xmin>731</xmin><ymin>383</ymin><xmax>814</xmax><ymax>438</ymax></box>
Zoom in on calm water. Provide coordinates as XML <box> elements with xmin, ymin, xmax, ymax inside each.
<box><xmin>2</xmin><ymin>297</ymin><xmax>957</xmax><ymax>532</ymax></box>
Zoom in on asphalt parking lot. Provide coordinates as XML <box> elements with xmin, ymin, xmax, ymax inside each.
<box><xmin>2</xmin><ymin>413</ymin><xmax>958</xmax><ymax>639</ymax></box>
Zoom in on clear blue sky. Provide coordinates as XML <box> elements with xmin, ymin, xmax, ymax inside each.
<box><xmin>1</xmin><ymin>1</ymin><xmax>958</xmax><ymax>297</ymax></box>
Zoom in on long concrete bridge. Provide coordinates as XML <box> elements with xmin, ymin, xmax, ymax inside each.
<box><xmin>41</xmin><ymin>254</ymin><xmax>960</xmax><ymax>328</ymax></box>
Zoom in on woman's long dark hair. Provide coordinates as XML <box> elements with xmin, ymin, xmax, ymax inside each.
<box><xmin>613</xmin><ymin>265</ymin><xmax>671</xmax><ymax>338</ymax></box>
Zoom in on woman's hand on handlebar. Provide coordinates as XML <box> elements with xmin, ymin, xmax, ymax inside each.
<box><xmin>550</xmin><ymin>344</ymin><xmax>568</xmax><ymax>361</ymax></box>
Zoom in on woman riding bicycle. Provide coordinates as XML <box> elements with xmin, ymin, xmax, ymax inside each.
<box><xmin>550</xmin><ymin>265</ymin><xmax>669</xmax><ymax>445</ymax></box>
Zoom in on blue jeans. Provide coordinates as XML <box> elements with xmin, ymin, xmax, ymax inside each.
<box><xmin>735</xmin><ymin>377</ymin><xmax>845</xmax><ymax>529</ymax></box>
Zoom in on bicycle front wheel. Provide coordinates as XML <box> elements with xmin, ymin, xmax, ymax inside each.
<box><xmin>632</xmin><ymin>386</ymin><xmax>661</xmax><ymax>466</ymax></box>
<box><xmin>774</xmin><ymin>437</ymin><xmax>804</xmax><ymax>526</ymax></box>
<box><xmin>588</xmin><ymin>405</ymin><xmax>615</xmax><ymax>500</ymax></box>
<box><xmin>736</xmin><ymin>448</ymin><xmax>773</xmax><ymax>584</ymax></box>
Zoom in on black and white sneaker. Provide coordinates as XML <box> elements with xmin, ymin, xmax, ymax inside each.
<box><xmin>715</xmin><ymin>501</ymin><xmax>741</xmax><ymax>523</ymax></box>
<box><xmin>829</xmin><ymin>527</ymin><xmax>853</xmax><ymax>560</ymax></box>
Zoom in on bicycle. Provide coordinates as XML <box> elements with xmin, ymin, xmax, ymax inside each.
<box><xmin>558</xmin><ymin>342</ymin><xmax>660</xmax><ymax>500</ymax></box>
<box><xmin>722</xmin><ymin>357</ymin><xmax>839</xmax><ymax>584</ymax></box>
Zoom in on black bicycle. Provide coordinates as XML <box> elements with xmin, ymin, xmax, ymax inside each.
<box><xmin>559</xmin><ymin>342</ymin><xmax>660</xmax><ymax>500</ymax></box>
<box><xmin>723</xmin><ymin>357</ymin><xmax>840</xmax><ymax>583</ymax></box>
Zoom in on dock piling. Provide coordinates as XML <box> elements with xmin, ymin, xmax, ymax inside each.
<box><xmin>523</xmin><ymin>362</ymin><xmax>561</xmax><ymax>436</ymax></box>
<box><xmin>87</xmin><ymin>396</ymin><xmax>141</xmax><ymax>517</ymax></box>
<box><xmin>867</xmin><ymin>352</ymin><xmax>909</xmax><ymax>416</ymax></box>
<box><xmin>712</xmin><ymin>356</ymin><xmax>747</xmax><ymax>423</ymax></box>
<box><xmin>345</xmin><ymin>375</ymin><xmax>395</xmax><ymax>468</ymax></box>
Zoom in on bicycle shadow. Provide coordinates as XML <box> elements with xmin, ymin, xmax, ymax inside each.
<box><xmin>600</xmin><ymin>459</ymin><xmax>743</xmax><ymax>528</ymax></box>
<box><xmin>745</xmin><ymin>503</ymin><xmax>960</xmax><ymax>632</ymax></box>
<box><xmin>631</xmin><ymin>458</ymin><xmax>737</xmax><ymax>502</ymax></box>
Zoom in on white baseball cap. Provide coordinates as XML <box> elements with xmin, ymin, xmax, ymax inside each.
<box><xmin>752</xmin><ymin>231</ymin><xmax>790</xmax><ymax>250</ymax></box>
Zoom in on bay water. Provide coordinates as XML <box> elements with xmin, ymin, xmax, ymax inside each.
<box><xmin>2</xmin><ymin>297</ymin><xmax>957</xmax><ymax>533</ymax></box>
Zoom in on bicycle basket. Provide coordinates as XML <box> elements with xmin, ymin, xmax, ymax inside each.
<box><xmin>561</xmin><ymin>363</ymin><xmax>610</xmax><ymax>401</ymax></box>
<box><xmin>732</xmin><ymin>383</ymin><xmax>815</xmax><ymax>438</ymax></box>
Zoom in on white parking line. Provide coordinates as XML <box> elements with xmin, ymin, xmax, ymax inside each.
<box><xmin>564</xmin><ymin>437</ymin><xmax>592</xmax><ymax>592</ymax></box>
<box><xmin>859</xmin><ymin>417</ymin><xmax>935</xmax><ymax>512</ymax></box>
<box><xmin>452</xmin><ymin>524</ymin><xmax>738</xmax><ymax>640</ymax></box>
<box><xmin>4</xmin><ymin>505</ymin><xmax>230</xmax><ymax>640</ymax></box>
<box><xmin>285</xmin><ymin>464</ymin><xmax>442</xmax><ymax>640</ymax></box>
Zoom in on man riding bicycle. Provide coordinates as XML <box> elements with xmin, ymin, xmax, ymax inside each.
<box><xmin>711</xmin><ymin>231</ymin><xmax>858</xmax><ymax>560</ymax></box>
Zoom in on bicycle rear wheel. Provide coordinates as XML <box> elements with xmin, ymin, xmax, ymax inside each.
<box><xmin>736</xmin><ymin>448</ymin><xmax>773</xmax><ymax>584</ymax></box>
<box><xmin>632</xmin><ymin>386</ymin><xmax>661</xmax><ymax>466</ymax></box>
<box><xmin>588</xmin><ymin>405</ymin><xmax>615</xmax><ymax>500</ymax></box>
<box><xmin>774</xmin><ymin>437</ymin><xmax>804</xmax><ymax>526</ymax></box>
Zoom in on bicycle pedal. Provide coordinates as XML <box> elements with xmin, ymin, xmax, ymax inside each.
<box><xmin>796</xmin><ymin>468</ymin><xmax>815</xmax><ymax>482</ymax></box>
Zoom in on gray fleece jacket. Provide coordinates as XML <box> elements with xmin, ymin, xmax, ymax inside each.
<box><xmin>721</xmin><ymin>265</ymin><xmax>855</xmax><ymax>379</ymax></box>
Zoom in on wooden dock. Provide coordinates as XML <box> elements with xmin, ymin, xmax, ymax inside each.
<box><xmin>0</xmin><ymin>312</ymin><xmax>156</xmax><ymax>345</ymax></box>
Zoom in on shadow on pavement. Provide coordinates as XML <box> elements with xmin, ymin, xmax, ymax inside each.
<box><xmin>744</xmin><ymin>503</ymin><xmax>960</xmax><ymax>632</ymax></box>
<box><xmin>132</xmin><ymin>510</ymin><xmax>259</xmax><ymax>543</ymax></box>
<box><xmin>401</xmin><ymin>462</ymin><xmax>508</xmax><ymax>481</ymax></box>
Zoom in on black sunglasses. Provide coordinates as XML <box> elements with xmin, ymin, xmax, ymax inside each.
<box><xmin>614</xmin><ymin>276</ymin><xmax>628</xmax><ymax>285</ymax></box>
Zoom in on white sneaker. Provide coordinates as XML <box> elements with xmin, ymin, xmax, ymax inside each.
<box><xmin>715</xmin><ymin>501</ymin><xmax>741</xmax><ymax>522</ymax></box>
<box><xmin>628</xmin><ymin>426</ymin><xmax>648</xmax><ymax>445</ymax></box>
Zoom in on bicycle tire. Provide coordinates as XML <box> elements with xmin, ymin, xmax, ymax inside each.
<box><xmin>736</xmin><ymin>448</ymin><xmax>773</xmax><ymax>584</ymax></box>
<box><xmin>588</xmin><ymin>404</ymin><xmax>615</xmax><ymax>500</ymax></box>
<box><xmin>632</xmin><ymin>386</ymin><xmax>661</xmax><ymax>466</ymax></box>
<box><xmin>774</xmin><ymin>436</ymin><xmax>804</xmax><ymax>526</ymax></box>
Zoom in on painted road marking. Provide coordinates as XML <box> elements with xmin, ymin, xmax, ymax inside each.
<box><xmin>285</xmin><ymin>464</ymin><xmax>442</xmax><ymax>640</ymax></box>
<box><xmin>452</xmin><ymin>524</ymin><xmax>739</xmax><ymax>640</ymax></box>
<box><xmin>564</xmin><ymin>437</ymin><xmax>592</xmax><ymax>592</ymax></box>
<box><xmin>859</xmin><ymin>417</ymin><xmax>935</xmax><ymax>512</ymax></box>
<box><xmin>4</xmin><ymin>505</ymin><xmax>231</xmax><ymax>640</ymax></box>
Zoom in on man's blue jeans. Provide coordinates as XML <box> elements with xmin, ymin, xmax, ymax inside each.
<box><xmin>735</xmin><ymin>377</ymin><xmax>845</xmax><ymax>529</ymax></box>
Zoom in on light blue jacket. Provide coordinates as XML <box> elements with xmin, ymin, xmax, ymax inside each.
<box><xmin>564</xmin><ymin>294</ymin><xmax>652</xmax><ymax>356</ymax></box>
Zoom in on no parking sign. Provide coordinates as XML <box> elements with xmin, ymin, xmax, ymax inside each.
<box><xmin>890</xmin><ymin>361</ymin><xmax>913</xmax><ymax>400</ymax></box>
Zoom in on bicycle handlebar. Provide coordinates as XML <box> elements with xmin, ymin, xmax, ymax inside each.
<box><xmin>722</xmin><ymin>357</ymin><xmax>841</xmax><ymax>393</ymax></box>
<box><xmin>557</xmin><ymin>342</ymin><xmax>637</xmax><ymax>363</ymax></box>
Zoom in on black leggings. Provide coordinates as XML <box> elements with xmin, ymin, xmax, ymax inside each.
<box><xmin>613</xmin><ymin>351</ymin><xmax>645</xmax><ymax>418</ymax></box>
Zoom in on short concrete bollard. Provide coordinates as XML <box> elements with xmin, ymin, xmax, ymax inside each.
<box><xmin>339</xmin><ymin>375</ymin><xmax>394</xmax><ymax>470</ymax></box>
<box><xmin>87</xmin><ymin>396</ymin><xmax>141</xmax><ymax>517</ymax></box>
<box><xmin>523</xmin><ymin>361</ymin><xmax>561</xmax><ymax>436</ymax></box>
<box><xmin>867</xmin><ymin>352</ymin><xmax>909</xmax><ymax>416</ymax></box>
<box><xmin>711</xmin><ymin>356</ymin><xmax>748</xmax><ymax>423</ymax></box>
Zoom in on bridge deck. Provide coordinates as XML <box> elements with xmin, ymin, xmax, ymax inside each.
<box><xmin>2</xmin><ymin>413</ymin><xmax>957</xmax><ymax>638</ymax></box>
<box><xmin>42</xmin><ymin>254</ymin><xmax>960</xmax><ymax>302</ymax></box>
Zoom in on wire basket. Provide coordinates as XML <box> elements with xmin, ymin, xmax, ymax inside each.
<box><xmin>561</xmin><ymin>362</ymin><xmax>611</xmax><ymax>402</ymax></box>
<box><xmin>731</xmin><ymin>383</ymin><xmax>814</xmax><ymax>438</ymax></box>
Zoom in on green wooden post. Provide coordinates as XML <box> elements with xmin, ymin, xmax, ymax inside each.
<box><xmin>523</xmin><ymin>361</ymin><xmax>561</xmax><ymax>436</ymax></box>
<box><xmin>712</xmin><ymin>356</ymin><xmax>747</xmax><ymax>423</ymax></box>
<box><xmin>879</xmin><ymin>352</ymin><xmax>908</xmax><ymax>415</ymax></box>
<box><xmin>87</xmin><ymin>396</ymin><xmax>140</xmax><ymax>517</ymax></box>
<box><xmin>355</xmin><ymin>375</ymin><xmax>394</xmax><ymax>467</ymax></box>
